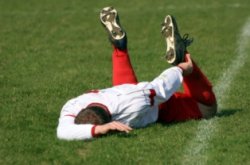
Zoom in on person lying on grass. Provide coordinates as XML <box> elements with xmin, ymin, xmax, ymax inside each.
<box><xmin>57</xmin><ymin>7</ymin><xmax>217</xmax><ymax>140</ymax></box>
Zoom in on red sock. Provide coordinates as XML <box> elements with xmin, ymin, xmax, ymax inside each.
<box><xmin>112</xmin><ymin>48</ymin><xmax>138</xmax><ymax>86</ymax></box>
<box><xmin>183</xmin><ymin>58</ymin><xmax>216</xmax><ymax>106</ymax></box>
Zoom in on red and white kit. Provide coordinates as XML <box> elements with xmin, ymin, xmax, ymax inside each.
<box><xmin>57</xmin><ymin>48</ymin><xmax>216</xmax><ymax>140</ymax></box>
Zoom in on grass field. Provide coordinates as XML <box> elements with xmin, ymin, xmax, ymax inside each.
<box><xmin>1</xmin><ymin>0</ymin><xmax>250</xmax><ymax>164</ymax></box>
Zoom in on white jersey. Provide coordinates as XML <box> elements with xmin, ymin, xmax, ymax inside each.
<box><xmin>57</xmin><ymin>67</ymin><xmax>183</xmax><ymax>140</ymax></box>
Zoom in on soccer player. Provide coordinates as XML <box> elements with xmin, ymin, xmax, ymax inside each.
<box><xmin>57</xmin><ymin>7</ymin><xmax>217</xmax><ymax>140</ymax></box>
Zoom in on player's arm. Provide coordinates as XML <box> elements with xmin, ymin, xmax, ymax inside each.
<box><xmin>57</xmin><ymin>116</ymin><xmax>96</xmax><ymax>140</ymax></box>
<box><xmin>150</xmin><ymin>54</ymin><xmax>193</xmax><ymax>103</ymax></box>
<box><xmin>57</xmin><ymin>116</ymin><xmax>132</xmax><ymax>140</ymax></box>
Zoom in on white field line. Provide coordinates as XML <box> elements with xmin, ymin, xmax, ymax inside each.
<box><xmin>181</xmin><ymin>17</ymin><xmax>250</xmax><ymax>165</ymax></box>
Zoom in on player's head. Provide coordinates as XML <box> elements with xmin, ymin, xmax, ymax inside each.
<box><xmin>74</xmin><ymin>106</ymin><xmax>111</xmax><ymax>125</ymax></box>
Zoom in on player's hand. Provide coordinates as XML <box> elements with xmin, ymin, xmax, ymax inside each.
<box><xmin>94</xmin><ymin>121</ymin><xmax>133</xmax><ymax>136</ymax></box>
<box><xmin>177</xmin><ymin>53</ymin><xmax>193</xmax><ymax>76</ymax></box>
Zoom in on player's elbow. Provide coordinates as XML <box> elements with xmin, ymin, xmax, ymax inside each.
<box><xmin>57</xmin><ymin>126</ymin><xmax>69</xmax><ymax>140</ymax></box>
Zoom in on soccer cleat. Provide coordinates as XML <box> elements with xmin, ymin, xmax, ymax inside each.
<box><xmin>100</xmin><ymin>6</ymin><xmax>127</xmax><ymax>50</ymax></box>
<box><xmin>161</xmin><ymin>15</ymin><xmax>193</xmax><ymax>65</ymax></box>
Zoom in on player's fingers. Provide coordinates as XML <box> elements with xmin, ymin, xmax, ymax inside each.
<box><xmin>112</xmin><ymin>121</ymin><xmax>132</xmax><ymax>133</ymax></box>
<box><xmin>118</xmin><ymin>122</ymin><xmax>133</xmax><ymax>132</ymax></box>
<box><xmin>112</xmin><ymin>122</ymin><xmax>131</xmax><ymax>132</ymax></box>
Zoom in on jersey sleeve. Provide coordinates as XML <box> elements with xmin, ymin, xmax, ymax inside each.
<box><xmin>57</xmin><ymin>115</ymin><xmax>95</xmax><ymax>140</ymax></box>
<box><xmin>150</xmin><ymin>66</ymin><xmax>183</xmax><ymax>103</ymax></box>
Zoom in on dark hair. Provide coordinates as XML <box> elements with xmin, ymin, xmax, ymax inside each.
<box><xmin>74</xmin><ymin>106</ymin><xmax>111</xmax><ymax>125</ymax></box>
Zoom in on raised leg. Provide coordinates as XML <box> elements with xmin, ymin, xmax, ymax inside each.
<box><xmin>158</xmin><ymin>14</ymin><xmax>216</xmax><ymax>122</ymax></box>
<box><xmin>112</xmin><ymin>47</ymin><xmax>138</xmax><ymax>85</ymax></box>
<box><xmin>100</xmin><ymin>7</ymin><xmax>138</xmax><ymax>85</ymax></box>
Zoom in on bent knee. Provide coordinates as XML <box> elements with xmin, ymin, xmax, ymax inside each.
<box><xmin>198</xmin><ymin>102</ymin><xmax>217</xmax><ymax>119</ymax></box>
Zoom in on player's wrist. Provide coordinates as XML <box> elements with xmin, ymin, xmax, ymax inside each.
<box><xmin>91</xmin><ymin>125</ymin><xmax>99</xmax><ymax>137</ymax></box>
<box><xmin>176</xmin><ymin>66</ymin><xmax>184</xmax><ymax>75</ymax></box>
<box><xmin>93</xmin><ymin>124</ymin><xmax>109</xmax><ymax>137</ymax></box>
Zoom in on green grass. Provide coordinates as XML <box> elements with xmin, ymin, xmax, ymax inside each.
<box><xmin>1</xmin><ymin>0</ymin><xmax>250</xmax><ymax>164</ymax></box>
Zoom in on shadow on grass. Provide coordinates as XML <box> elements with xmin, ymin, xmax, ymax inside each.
<box><xmin>158</xmin><ymin>108</ymin><xmax>242</xmax><ymax>127</ymax></box>
<box><xmin>115</xmin><ymin>132</ymin><xmax>138</xmax><ymax>138</ymax></box>
<box><xmin>100</xmin><ymin>131</ymin><xmax>138</xmax><ymax>140</ymax></box>
<box><xmin>101</xmin><ymin>109</ymin><xmax>242</xmax><ymax>139</ymax></box>
<box><xmin>216</xmin><ymin>108</ymin><xmax>242</xmax><ymax>118</ymax></box>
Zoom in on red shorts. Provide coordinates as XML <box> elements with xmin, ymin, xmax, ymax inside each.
<box><xmin>158</xmin><ymin>92</ymin><xmax>202</xmax><ymax>123</ymax></box>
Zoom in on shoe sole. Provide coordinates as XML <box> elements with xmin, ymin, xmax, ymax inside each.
<box><xmin>100</xmin><ymin>7</ymin><xmax>125</xmax><ymax>40</ymax></box>
<box><xmin>161</xmin><ymin>15</ymin><xmax>176</xmax><ymax>64</ymax></box>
